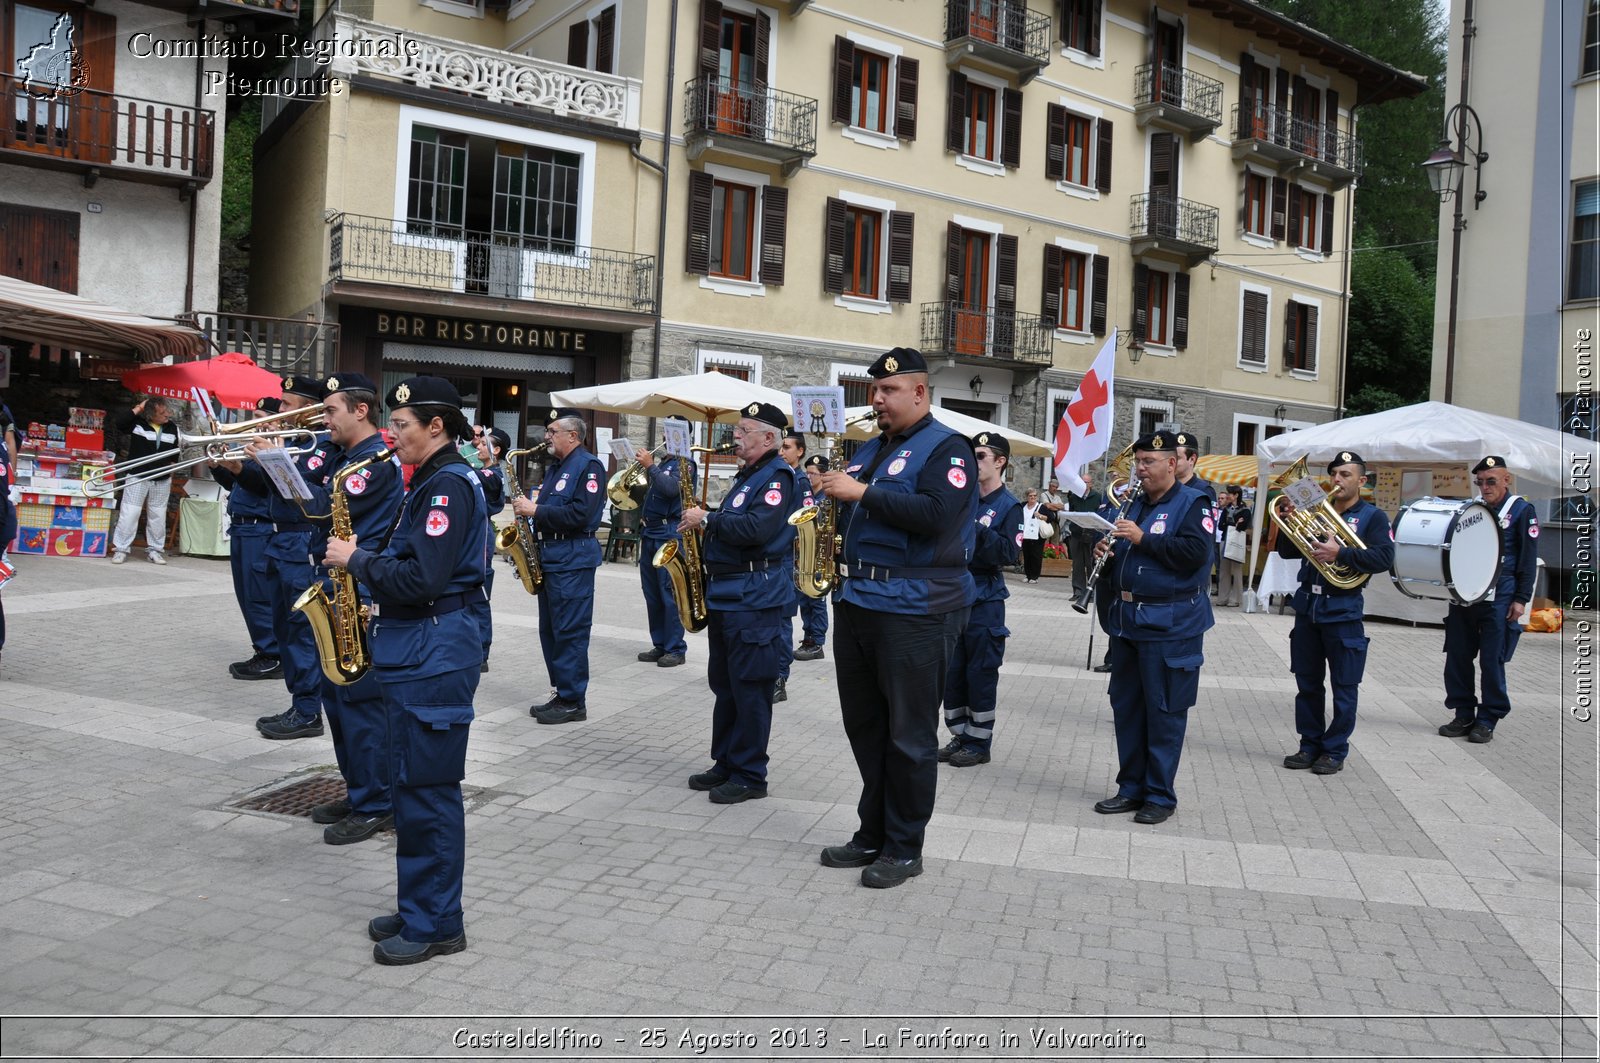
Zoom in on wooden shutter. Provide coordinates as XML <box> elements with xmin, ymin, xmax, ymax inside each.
<box><xmin>1324</xmin><ymin>87</ymin><xmax>1340</xmax><ymax>161</ymax></box>
<box><xmin>1095</xmin><ymin>117</ymin><xmax>1113</xmax><ymax>192</ymax></box>
<box><xmin>1089</xmin><ymin>253</ymin><xmax>1109</xmax><ymax>335</ymax></box>
<box><xmin>698</xmin><ymin>0</ymin><xmax>722</xmax><ymax>78</ymax></box>
<box><xmin>1042</xmin><ymin>244</ymin><xmax>1066</xmax><ymax>325</ymax></box>
<box><xmin>1287</xmin><ymin>183</ymin><xmax>1302</xmax><ymax>246</ymax></box>
<box><xmin>946</xmin><ymin>72</ymin><xmax>967</xmax><ymax>154</ymax></box>
<box><xmin>595</xmin><ymin>7</ymin><xmax>616</xmax><ymax>73</ymax></box>
<box><xmin>1322</xmin><ymin>193</ymin><xmax>1335</xmax><ymax>256</ymax></box>
<box><xmin>823</xmin><ymin>197</ymin><xmax>847</xmax><ymax>294</ymax></box>
<box><xmin>760</xmin><ymin>185</ymin><xmax>787</xmax><ymax>286</ymax></box>
<box><xmin>945</xmin><ymin>221</ymin><xmax>964</xmax><ymax>301</ymax></box>
<box><xmin>1292</xmin><ymin>74</ymin><xmax>1308</xmax><ymax>116</ymax></box>
<box><xmin>995</xmin><ymin>234</ymin><xmax>1018</xmax><ymax>354</ymax></box>
<box><xmin>1270</xmin><ymin>176</ymin><xmax>1287</xmax><ymax>240</ymax></box>
<box><xmin>1132</xmin><ymin>263</ymin><xmax>1149</xmax><ymax>342</ymax></box>
<box><xmin>685</xmin><ymin>170</ymin><xmax>713</xmax><ymax>275</ymax></box>
<box><xmin>0</xmin><ymin>204</ymin><xmax>81</xmax><ymax>292</ymax></box>
<box><xmin>1238</xmin><ymin>52</ymin><xmax>1255</xmax><ymax>137</ymax></box>
<box><xmin>1001</xmin><ymin>88</ymin><xmax>1023</xmax><ymax>169</ymax></box>
<box><xmin>1086</xmin><ymin>0</ymin><xmax>1102</xmax><ymax>56</ymax></box>
<box><xmin>1046</xmin><ymin>103</ymin><xmax>1067</xmax><ymax>181</ymax></box>
<box><xmin>754</xmin><ymin>11</ymin><xmax>771</xmax><ymax>88</ymax></box>
<box><xmin>1282</xmin><ymin>301</ymin><xmax>1297</xmax><ymax>369</ymax></box>
<box><xmin>1172</xmin><ymin>272</ymin><xmax>1190</xmax><ymax>349</ymax></box>
<box><xmin>887</xmin><ymin>211</ymin><xmax>914</xmax><ymax>303</ymax></box>
<box><xmin>832</xmin><ymin>37</ymin><xmax>854</xmax><ymax>126</ymax></box>
<box><xmin>1147</xmin><ymin>4</ymin><xmax>1160</xmax><ymax>69</ymax></box>
<box><xmin>1273</xmin><ymin>67</ymin><xmax>1289</xmax><ymax>144</ymax></box>
<box><xmin>1303</xmin><ymin>305</ymin><xmax>1318</xmax><ymax>372</ymax></box>
<box><xmin>895</xmin><ymin>56</ymin><xmax>919</xmax><ymax>140</ymax></box>
<box><xmin>1150</xmin><ymin>132</ymin><xmax>1174</xmax><ymax>198</ymax></box>
<box><xmin>567</xmin><ymin>22</ymin><xmax>589</xmax><ymax>67</ymax></box>
<box><xmin>1240</xmin><ymin>290</ymin><xmax>1262</xmax><ymax>362</ymax></box>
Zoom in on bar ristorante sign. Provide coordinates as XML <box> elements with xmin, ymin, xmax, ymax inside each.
<box><xmin>375</xmin><ymin>312</ymin><xmax>589</xmax><ymax>353</ymax></box>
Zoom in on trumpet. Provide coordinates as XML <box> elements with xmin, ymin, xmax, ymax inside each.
<box><xmin>82</xmin><ymin>419</ymin><xmax>323</xmax><ymax>497</ymax></box>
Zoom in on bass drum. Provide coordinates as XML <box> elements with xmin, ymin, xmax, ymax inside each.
<box><xmin>1389</xmin><ymin>496</ymin><xmax>1500</xmax><ymax>605</ymax></box>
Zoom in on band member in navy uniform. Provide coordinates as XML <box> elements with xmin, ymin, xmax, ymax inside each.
<box><xmin>634</xmin><ymin>416</ymin><xmax>695</xmax><ymax>669</ymax></box>
<box><xmin>212</xmin><ymin>397</ymin><xmax>282</xmax><ymax>682</ymax></box>
<box><xmin>810</xmin><ymin>347</ymin><xmax>977</xmax><ymax>888</ymax></box>
<box><xmin>1274</xmin><ymin>451</ymin><xmax>1394</xmax><ymax>775</ymax></box>
<box><xmin>679</xmin><ymin>402</ymin><xmax>794</xmax><ymax>803</ymax></box>
<box><xmin>324</xmin><ymin>375</ymin><xmax>486</xmax><ymax>966</ymax></box>
<box><xmin>237</xmin><ymin>376</ymin><xmax>339</xmax><ymax>740</ymax></box>
<box><xmin>513</xmin><ymin>407</ymin><xmax>605</xmax><ymax>724</ymax></box>
<box><xmin>794</xmin><ymin>453</ymin><xmax>831</xmax><ymax>662</ymax></box>
<box><xmin>939</xmin><ymin>432</ymin><xmax>1023</xmax><ymax>768</ymax></box>
<box><xmin>308</xmin><ymin>373</ymin><xmax>404</xmax><ymax>844</ymax></box>
<box><xmin>467</xmin><ymin>426</ymin><xmax>507</xmax><ymax>672</ymax></box>
<box><xmin>1439</xmin><ymin>455</ymin><xmax>1540</xmax><ymax>743</ymax></box>
<box><xmin>1090</xmin><ymin>430</ymin><xmax>1214</xmax><ymax>825</ymax></box>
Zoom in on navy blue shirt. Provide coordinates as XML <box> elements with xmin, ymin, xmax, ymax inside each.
<box><xmin>971</xmin><ymin>484</ymin><xmax>1023</xmax><ymax>605</ymax></box>
<box><xmin>703</xmin><ymin>450</ymin><xmax>795</xmax><ymax>611</ymax></box>
<box><xmin>533</xmin><ymin>444</ymin><xmax>605</xmax><ymax>571</ymax></box>
<box><xmin>1494</xmin><ymin>495</ymin><xmax>1540</xmax><ymax>605</ymax></box>
<box><xmin>1274</xmin><ymin>497</ymin><xmax>1395</xmax><ymax>624</ymax></box>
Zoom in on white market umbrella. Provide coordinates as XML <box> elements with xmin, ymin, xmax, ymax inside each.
<box><xmin>842</xmin><ymin>405</ymin><xmax>1054</xmax><ymax>458</ymax></box>
<box><xmin>552</xmin><ymin>370</ymin><xmax>793</xmax><ymax>424</ymax></box>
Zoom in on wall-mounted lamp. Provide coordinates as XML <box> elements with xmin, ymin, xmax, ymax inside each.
<box><xmin>968</xmin><ymin>374</ymin><xmax>984</xmax><ymax>398</ymax></box>
<box><xmin>1273</xmin><ymin>403</ymin><xmax>1286</xmax><ymax>422</ymax></box>
<box><xmin>1116</xmin><ymin>328</ymin><xmax>1144</xmax><ymax>364</ymax></box>
<box><xmin>508</xmin><ymin>384</ymin><xmax>520</xmax><ymax>397</ymax></box>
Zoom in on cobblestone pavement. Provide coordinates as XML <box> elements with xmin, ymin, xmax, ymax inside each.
<box><xmin>0</xmin><ymin>552</ymin><xmax>1594</xmax><ymax>1060</ymax></box>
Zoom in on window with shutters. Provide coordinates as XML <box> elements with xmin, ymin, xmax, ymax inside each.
<box><xmin>843</xmin><ymin>206</ymin><xmax>882</xmax><ymax>299</ymax></box>
<box><xmin>1244</xmin><ymin>171</ymin><xmax>1270</xmax><ymax>238</ymax></box>
<box><xmin>824</xmin><ymin>194</ymin><xmax>912</xmax><ymax>310</ymax></box>
<box><xmin>1294</xmin><ymin>186</ymin><xmax>1320</xmax><ymax>251</ymax></box>
<box><xmin>1284</xmin><ymin>299</ymin><xmax>1318</xmax><ymax>374</ymax></box>
<box><xmin>1062</xmin><ymin>112</ymin><xmax>1092</xmax><ymax>186</ymax></box>
<box><xmin>710</xmin><ymin>179</ymin><xmax>755</xmax><ymax>280</ymax></box>
<box><xmin>1584</xmin><ymin>1</ymin><xmax>1600</xmax><ymax>77</ymax></box>
<box><xmin>1060</xmin><ymin>0</ymin><xmax>1102</xmax><ymax>58</ymax></box>
<box><xmin>1058</xmin><ymin>251</ymin><xmax>1088</xmax><ymax>332</ymax></box>
<box><xmin>1570</xmin><ymin>180</ymin><xmax>1599</xmax><ymax>301</ymax></box>
<box><xmin>833</xmin><ymin>34</ymin><xmax>918</xmax><ymax>147</ymax></box>
<box><xmin>1046</xmin><ymin>101</ymin><xmax>1111</xmax><ymax>197</ymax></box>
<box><xmin>949</xmin><ymin>69</ymin><xmax>1019</xmax><ymax>173</ymax></box>
<box><xmin>1044</xmin><ymin>243</ymin><xmax>1106</xmax><ymax>338</ymax></box>
<box><xmin>687</xmin><ymin>164</ymin><xmax>786</xmax><ymax>292</ymax></box>
<box><xmin>565</xmin><ymin>5</ymin><xmax>618</xmax><ymax>73</ymax></box>
<box><xmin>1238</xmin><ymin>285</ymin><xmax>1269</xmax><ymax>367</ymax></box>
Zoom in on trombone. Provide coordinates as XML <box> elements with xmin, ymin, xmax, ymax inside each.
<box><xmin>82</xmin><ymin>404</ymin><xmax>327</xmax><ymax>497</ymax></box>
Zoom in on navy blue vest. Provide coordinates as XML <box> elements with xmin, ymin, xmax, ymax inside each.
<box><xmin>1495</xmin><ymin>495</ymin><xmax>1540</xmax><ymax>603</ymax></box>
<box><xmin>533</xmin><ymin>445</ymin><xmax>605</xmax><ymax>571</ymax></box>
<box><xmin>703</xmin><ymin>451</ymin><xmax>795</xmax><ymax>611</ymax></box>
<box><xmin>971</xmin><ymin>484</ymin><xmax>1023</xmax><ymax>605</ymax></box>
<box><xmin>641</xmin><ymin>455</ymin><xmax>695</xmax><ymax>531</ymax></box>
<box><xmin>1104</xmin><ymin>481</ymin><xmax>1215</xmax><ymax>641</ymax></box>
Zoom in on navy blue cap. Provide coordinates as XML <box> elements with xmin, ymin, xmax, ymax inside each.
<box><xmin>544</xmin><ymin>407</ymin><xmax>585</xmax><ymax>426</ymax></box>
<box><xmin>1472</xmin><ymin>455</ymin><xmax>1507</xmax><ymax>474</ymax></box>
<box><xmin>972</xmin><ymin>431</ymin><xmax>1010</xmax><ymax>458</ymax></box>
<box><xmin>1134</xmin><ymin>430</ymin><xmax>1180</xmax><ymax>453</ymax></box>
<box><xmin>804</xmin><ymin>455</ymin><xmax>830</xmax><ymax>472</ymax></box>
<box><xmin>866</xmin><ymin>346</ymin><xmax>928</xmax><ymax>379</ymax></box>
<box><xmin>487</xmin><ymin>427</ymin><xmax>511</xmax><ymax>454</ymax></box>
<box><xmin>254</xmin><ymin>396</ymin><xmax>282</xmax><ymax>414</ymax></box>
<box><xmin>385</xmin><ymin>375</ymin><xmax>462</xmax><ymax>411</ymax></box>
<box><xmin>1173</xmin><ymin>431</ymin><xmax>1200</xmax><ymax>453</ymax></box>
<box><xmin>1328</xmin><ymin>450</ymin><xmax>1366</xmax><ymax>473</ymax></box>
<box><xmin>324</xmin><ymin>372</ymin><xmax>378</xmax><ymax>396</ymax></box>
<box><xmin>739</xmin><ymin>402</ymin><xmax>789</xmax><ymax>430</ymax></box>
<box><xmin>281</xmin><ymin>374</ymin><xmax>329</xmax><ymax>401</ymax></box>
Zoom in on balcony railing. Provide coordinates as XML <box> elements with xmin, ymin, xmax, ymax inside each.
<box><xmin>683</xmin><ymin>75</ymin><xmax>817</xmax><ymax>171</ymax></box>
<box><xmin>920</xmin><ymin>302</ymin><xmax>1053</xmax><ymax>366</ymax></box>
<box><xmin>1129</xmin><ymin>193</ymin><xmax>1219</xmax><ymax>266</ymax></box>
<box><xmin>328</xmin><ymin>213</ymin><xmax>658</xmax><ymax>317</ymax></box>
<box><xmin>943</xmin><ymin>0</ymin><xmax>1051</xmax><ymax>80</ymax></box>
<box><xmin>1133</xmin><ymin>62</ymin><xmax>1224</xmax><ymax>137</ymax></box>
<box><xmin>1230</xmin><ymin>102</ymin><xmax>1362</xmax><ymax>182</ymax></box>
<box><xmin>2</xmin><ymin>73</ymin><xmax>214</xmax><ymax>188</ymax></box>
<box><xmin>179</xmin><ymin>312</ymin><xmax>340</xmax><ymax>380</ymax></box>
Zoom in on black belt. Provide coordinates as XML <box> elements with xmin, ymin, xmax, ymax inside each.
<box><xmin>535</xmin><ymin>532</ymin><xmax>594</xmax><ymax>542</ymax></box>
<box><xmin>706</xmin><ymin>559</ymin><xmax>778</xmax><ymax>575</ymax></box>
<box><xmin>370</xmin><ymin>588</ymin><xmax>484</xmax><ymax>621</ymax></box>
<box><xmin>1118</xmin><ymin>590</ymin><xmax>1201</xmax><ymax>604</ymax></box>
<box><xmin>273</xmin><ymin>522</ymin><xmax>315</xmax><ymax>534</ymax></box>
<box><xmin>232</xmin><ymin>515</ymin><xmax>270</xmax><ymax>525</ymax></box>
<box><xmin>844</xmin><ymin>564</ymin><xmax>967</xmax><ymax>581</ymax></box>
<box><xmin>641</xmin><ymin>517</ymin><xmax>679</xmax><ymax>529</ymax></box>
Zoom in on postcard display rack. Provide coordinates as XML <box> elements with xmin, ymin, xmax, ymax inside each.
<box><xmin>10</xmin><ymin>409</ymin><xmax>117</xmax><ymax>558</ymax></box>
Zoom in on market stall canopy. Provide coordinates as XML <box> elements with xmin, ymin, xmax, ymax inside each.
<box><xmin>0</xmin><ymin>275</ymin><xmax>207</xmax><ymax>361</ymax></box>
<box><xmin>842</xmin><ymin>405</ymin><xmax>1054</xmax><ymax>458</ymax></box>
<box><xmin>552</xmin><ymin>371</ymin><xmax>793</xmax><ymax>423</ymax></box>
<box><xmin>122</xmin><ymin>352</ymin><xmax>283</xmax><ymax>411</ymax></box>
<box><xmin>1257</xmin><ymin>401</ymin><xmax>1597</xmax><ymax>499</ymax></box>
<box><xmin>1195</xmin><ymin>454</ymin><xmax>1262</xmax><ymax>486</ymax></box>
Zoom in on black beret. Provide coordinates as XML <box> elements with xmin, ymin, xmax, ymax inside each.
<box><xmin>385</xmin><ymin>375</ymin><xmax>461</xmax><ymax>411</ymax></box>
<box><xmin>1134</xmin><ymin>430</ymin><xmax>1180</xmax><ymax>453</ymax></box>
<box><xmin>866</xmin><ymin>346</ymin><xmax>928</xmax><ymax>378</ymax></box>
<box><xmin>739</xmin><ymin>402</ymin><xmax>788</xmax><ymax>430</ymax></box>
<box><xmin>1472</xmin><ymin>455</ymin><xmax>1507</xmax><ymax>474</ymax></box>
<box><xmin>281</xmin><ymin>374</ymin><xmax>329</xmax><ymax>401</ymax></box>
<box><xmin>783</xmin><ymin>430</ymin><xmax>806</xmax><ymax>444</ymax></box>
<box><xmin>972</xmin><ymin>431</ymin><xmax>1011</xmax><ymax>457</ymax></box>
<box><xmin>544</xmin><ymin>407</ymin><xmax>585</xmax><ymax>426</ymax></box>
<box><xmin>803</xmin><ymin>455</ymin><xmax>830</xmax><ymax>472</ymax></box>
<box><xmin>1173</xmin><ymin>431</ymin><xmax>1200</xmax><ymax>453</ymax></box>
<box><xmin>254</xmin><ymin>396</ymin><xmax>282</xmax><ymax>414</ymax></box>
<box><xmin>1327</xmin><ymin>450</ymin><xmax>1366</xmax><ymax>473</ymax></box>
<box><xmin>487</xmin><ymin>427</ymin><xmax>511</xmax><ymax>454</ymax></box>
<box><xmin>324</xmin><ymin>372</ymin><xmax>378</xmax><ymax>396</ymax></box>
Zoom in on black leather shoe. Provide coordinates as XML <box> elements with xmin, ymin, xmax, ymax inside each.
<box><xmin>1093</xmin><ymin>795</ymin><xmax>1143</xmax><ymax>815</ymax></box>
<box><xmin>373</xmin><ymin>932</ymin><xmax>467</xmax><ymax>965</ymax></box>
<box><xmin>820</xmin><ymin>841</ymin><xmax>880</xmax><ymax>868</ymax></box>
<box><xmin>255</xmin><ymin>709</ymin><xmax>292</xmax><ymax>729</ymax></box>
<box><xmin>367</xmin><ymin>913</ymin><xmax>403</xmax><ymax>942</ymax></box>
<box><xmin>638</xmin><ymin>647</ymin><xmax>665</xmax><ymax>662</ymax></box>
<box><xmin>862</xmin><ymin>856</ymin><xmax>923</xmax><ymax>889</ymax></box>
<box><xmin>1282</xmin><ymin>751</ymin><xmax>1317</xmax><ymax>770</ymax></box>
<box><xmin>1468</xmin><ymin>723</ymin><xmax>1494</xmax><ymax>744</ymax></box>
<box><xmin>480</xmin><ymin>660</ymin><xmax>489</xmax><ymax>673</ymax></box>
<box><xmin>311</xmin><ymin>797</ymin><xmax>352</xmax><ymax>824</ymax></box>
<box><xmin>232</xmin><ymin>654</ymin><xmax>283</xmax><ymax>681</ymax></box>
<box><xmin>258</xmin><ymin>713</ymin><xmax>324</xmax><ymax>740</ymax></box>
<box><xmin>708</xmin><ymin>780</ymin><xmax>767</xmax><ymax>804</ymax></box>
<box><xmin>936</xmin><ymin>738</ymin><xmax>963</xmax><ymax>763</ymax></box>
<box><xmin>1310</xmin><ymin>755</ymin><xmax>1343</xmax><ymax>775</ymax></box>
<box><xmin>534</xmin><ymin>700</ymin><xmax>587</xmax><ymax>725</ymax></box>
<box><xmin>773</xmin><ymin>678</ymin><xmax>788</xmax><ymax>703</ymax></box>
<box><xmin>324</xmin><ymin>812</ymin><xmax>394</xmax><ymax>845</ymax></box>
<box><xmin>656</xmin><ymin>653</ymin><xmax>685</xmax><ymax>668</ymax></box>
<box><xmin>793</xmin><ymin>641</ymin><xmax>824</xmax><ymax>661</ymax></box>
<box><xmin>949</xmin><ymin>748</ymin><xmax>990</xmax><ymax>767</ymax></box>
<box><xmin>1092</xmin><ymin>663</ymin><xmax>1113</xmax><ymax>674</ymax></box>
<box><xmin>1133</xmin><ymin>804</ymin><xmax>1174</xmax><ymax>824</ymax></box>
<box><xmin>1438</xmin><ymin>717</ymin><xmax>1474</xmax><ymax>738</ymax></box>
<box><xmin>688</xmin><ymin>770</ymin><xmax>728</xmax><ymax>791</ymax></box>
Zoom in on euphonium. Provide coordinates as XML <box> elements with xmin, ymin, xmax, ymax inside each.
<box><xmin>653</xmin><ymin>443</ymin><xmax>733</xmax><ymax>633</ymax></box>
<box><xmin>495</xmin><ymin>443</ymin><xmax>550</xmax><ymax>595</ymax></box>
<box><xmin>606</xmin><ymin>443</ymin><xmax>666</xmax><ymax>510</ymax></box>
<box><xmin>293</xmin><ymin>447</ymin><xmax>394</xmax><ymax>685</ymax></box>
<box><xmin>1103</xmin><ymin>442</ymin><xmax>1138</xmax><ymax>503</ymax></box>
<box><xmin>1267</xmin><ymin>453</ymin><xmax>1370</xmax><ymax>590</ymax></box>
<box><xmin>788</xmin><ymin>411</ymin><xmax>879</xmax><ymax>598</ymax></box>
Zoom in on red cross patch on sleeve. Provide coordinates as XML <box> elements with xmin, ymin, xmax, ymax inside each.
<box><xmin>424</xmin><ymin>510</ymin><xmax>450</xmax><ymax>536</ymax></box>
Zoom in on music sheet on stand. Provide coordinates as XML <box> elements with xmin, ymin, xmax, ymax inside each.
<box><xmin>254</xmin><ymin>448</ymin><xmax>313</xmax><ymax>501</ymax></box>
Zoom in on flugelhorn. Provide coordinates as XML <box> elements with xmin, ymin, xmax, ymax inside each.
<box><xmin>1267</xmin><ymin>454</ymin><xmax>1370</xmax><ymax>590</ymax></box>
<box><xmin>82</xmin><ymin>420</ymin><xmax>322</xmax><ymax>497</ymax></box>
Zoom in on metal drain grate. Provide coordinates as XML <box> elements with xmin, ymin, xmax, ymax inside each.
<box><xmin>232</xmin><ymin>772</ymin><xmax>347</xmax><ymax>818</ymax></box>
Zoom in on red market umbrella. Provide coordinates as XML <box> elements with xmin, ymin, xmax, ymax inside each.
<box><xmin>122</xmin><ymin>352</ymin><xmax>283</xmax><ymax>411</ymax></box>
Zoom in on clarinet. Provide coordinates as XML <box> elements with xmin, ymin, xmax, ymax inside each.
<box><xmin>1070</xmin><ymin>481</ymin><xmax>1146</xmax><ymax>615</ymax></box>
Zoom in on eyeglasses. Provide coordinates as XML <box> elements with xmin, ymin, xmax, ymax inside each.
<box><xmin>1473</xmin><ymin>477</ymin><xmax>1502</xmax><ymax>486</ymax></box>
<box><xmin>389</xmin><ymin>418</ymin><xmax>418</xmax><ymax>431</ymax></box>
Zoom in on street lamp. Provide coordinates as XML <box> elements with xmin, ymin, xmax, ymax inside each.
<box><xmin>1423</xmin><ymin>102</ymin><xmax>1488</xmax><ymax>404</ymax></box>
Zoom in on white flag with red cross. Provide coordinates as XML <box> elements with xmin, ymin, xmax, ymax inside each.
<box><xmin>1052</xmin><ymin>329</ymin><xmax>1117</xmax><ymax>497</ymax></box>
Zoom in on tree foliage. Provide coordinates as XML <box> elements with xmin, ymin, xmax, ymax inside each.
<box><xmin>1344</xmin><ymin>242</ymin><xmax>1434</xmax><ymax>415</ymax></box>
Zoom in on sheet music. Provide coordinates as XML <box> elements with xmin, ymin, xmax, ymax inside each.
<box><xmin>255</xmin><ymin>447</ymin><xmax>313</xmax><ymax>501</ymax></box>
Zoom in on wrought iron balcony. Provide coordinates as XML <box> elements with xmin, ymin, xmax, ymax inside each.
<box><xmin>328</xmin><ymin>214</ymin><xmax>658</xmax><ymax>318</ymax></box>
<box><xmin>683</xmin><ymin>76</ymin><xmax>818</xmax><ymax>176</ymax></box>
<box><xmin>1130</xmin><ymin>194</ymin><xmax>1219</xmax><ymax>267</ymax></box>
<box><xmin>943</xmin><ymin>0</ymin><xmax>1051</xmax><ymax>84</ymax></box>
<box><xmin>1230</xmin><ymin>103</ymin><xmax>1362</xmax><ymax>188</ymax></box>
<box><xmin>920</xmin><ymin>302</ymin><xmax>1053</xmax><ymax>367</ymax></box>
<box><xmin>1</xmin><ymin>73</ymin><xmax>214</xmax><ymax>192</ymax></box>
<box><xmin>178</xmin><ymin>312</ymin><xmax>340</xmax><ymax>380</ymax></box>
<box><xmin>1134</xmin><ymin>63</ymin><xmax>1224</xmax><ymax>141</ymax></box>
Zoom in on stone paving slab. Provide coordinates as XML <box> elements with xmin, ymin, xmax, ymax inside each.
<box><xmin>0</xmin><ymin>552</ymin><xmax>1594</xmax><ymax>1060</ymax></box>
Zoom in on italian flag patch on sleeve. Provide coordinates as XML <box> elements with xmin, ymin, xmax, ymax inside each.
<box><xmin>430</xmin><ymin>494</ymin><xmax>449</xmax><ymax>506</ymax></box>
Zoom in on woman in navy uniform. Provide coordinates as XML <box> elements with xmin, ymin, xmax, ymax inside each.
<box><xmin>1090</xmin><ymin>430</ymin><xmax>1214</xmax><ymax>825</ymax></box>
<box><xmin>1273</xmin><ymin>451</ymin><xmax>1394</xmax><ymax>775</ymax></box>
<box><xmin>634</xmin><ymin>417</ymin><xmax>695</xmax><ymax>669</ymax></box>
<box><xmin>513</xmin><ymin>408</ymin><xmax>606</xmax><ymax>724</ymax></box>
<box><xmin>467</xmin><ymin>426</ymin><xmax>507</xmax><ymax>672</ymax></box>
<box><xmin>940</xmin><ymin>432</ymin><xmax>1023</xmax><ymax>768</ymax></box>
<box><xmin>810</xmin><ymin>348</ymin><xmax>978</xmax><ymax>888</ymax></box>
<box><xmin>323</xmin><ymin>375</ymin><xmax>486</xmax><ymax>966</ymax></box>
<box><xmin>1439</xmin><ymin>455</ymin><xmax>1540</xmax><ymax>743</ymax></box>
<box><xmin>212</xmin><ymin>397</ymin><xmax>282</xmax><ymax>682</ymax></box>
<box><xmin>678</xmin><ymin>402</ymin><xmax>794</xmax><ymax>804</ymax></box>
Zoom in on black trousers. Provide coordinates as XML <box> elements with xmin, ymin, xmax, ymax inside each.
<box><xmin>834</xmin><ymin>601</ymin><xmax>968</xmax><ymax>859</ymax></box>
<box><xmin>1021</xmin><ymin>539</ymin><xmax>1044</xmax><ymax>580</ymax></box>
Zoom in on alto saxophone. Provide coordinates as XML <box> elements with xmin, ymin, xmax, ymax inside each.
<box><xmin>495</xmin><ymin>443</ymin><xmax>549</xmax><ymax>595</ymax></box>
<box><xmin>653</xmin><ymin>443</ymin><xmax>732</xmax><ymax>633</ymax></box>
<box><xmin>789</xmin><ymin>411</ymin><xmax>879</xmax><ymax>598</ymax></box>
<box><xmin>293</xmin><ymin>447</ymin><xmax>395</xmax><ymax>685</ymax></box>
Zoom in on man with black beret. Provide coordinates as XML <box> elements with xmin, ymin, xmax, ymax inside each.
<box><xmin>1089</xmin><ymin>429</ymin><xmax>1213</xmax><ymax>824</ymax></box>
<box><xmin>513</xmin><ymin>407</ymin><xmax>606</xmax><ymax>724</ymax></box>
<box><xmin>634</xmin><ymin>415</ymin><xmax>696</xmax><ymax>670</ymax></box>
<box><xmin>1273</xmin><ymin>451</ymin><xmax>1393</xmax><ymax>775</ymax></box>
<box><xmin>1174</xmin><ymin>431</ymin><xmax>1221</xmax><ymax>593</ymax></box>
<box><xmin>678</xmin><ymin>402</ymin><xmax>794</xmax><ymax>802</ymax></box>
<box><xmin>1439</xmin><ymin>455</ymin><xmax>1540</xmax><ymax>743</ymax></box>
<box><xmin>212</xmin><ymin>395</ymin><xmax>284</xmax><ymax>681</ymax></box>
<box><xmin>810</xmin><ymin>347</ymin><xmax>977</xmax><ymax>886</ymax></box>
<box><xmin>467</xmin><ymin>426</ymin><xmax>509</xmax><ymax>672</ymax></box>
